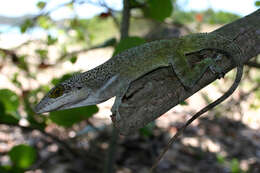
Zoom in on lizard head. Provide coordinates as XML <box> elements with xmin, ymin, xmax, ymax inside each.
<box><xmin>34</xmin><ymin>74</ymin><xmax>107</xmax><ymax>114</ymax></box>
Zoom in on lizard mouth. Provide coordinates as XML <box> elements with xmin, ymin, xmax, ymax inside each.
<box><xmin>36</xmin><ymin>95</ymin><xmax>110</xmax><ymax>114</ymax></box>
<box><xmin>35</xmin><ymin>97</ymin><xmax>85</xmax><ymax>114</ymax></box>
<box><xmin>55</xmin><ymin>97</ymin><xmax>110</xmax><ymax>111</ymax></box>
<box><xmin>55</xmin><ymin>98</ymin><xmax>86</xmax><ymax>111</ymax></box>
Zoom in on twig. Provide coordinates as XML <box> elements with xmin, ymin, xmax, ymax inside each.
<box><xmin>245</xmin><ymin>61</ymin><xmax>260</xmax><ymax>68</ymax></box>
<box><xmin>120</xmin><ymin>0</ymin><xmax>130</xmax><ymax>40</ymax></box>
<box><xmin>103</xmin><ymin>127</ymin><xmax>120</xmax><ymax>173</ymax></box>
<box><xmin>98</xmin><ymin>0</ymin><xmax>120</xmax><ymax>28</ymax></box>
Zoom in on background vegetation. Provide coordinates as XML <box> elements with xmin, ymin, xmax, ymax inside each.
<box><xmin>0</xmin><ymin>0</ymin><xmax>259</xmax><ymax>173</ymax></box>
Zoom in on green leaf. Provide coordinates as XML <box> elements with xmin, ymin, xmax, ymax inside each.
<box><xmin>0</xmin><ymin>89</ymin><xmax>19</xmax><ymax>115</ymax></box>
<box><xmin>11</xmin><ymin>73</ymin><xmax>22</xmax><ymax>88</ymax></box>
<box><xmin>113</xmin><ymin>36</ymin><xmax>146</xmax><ymax>56</ymax></box>
<box><xmin>70</xmin><ymin>56</ymin><xmax>77</xmax><ymax>64</ymax></box>
<box><xmin>180</xmin><ymin>100</ymin><xmax>188</xmax><ymax>105</ymax></box>
<box><xmin>47</xmin><ymin>35</ymin><xmax>58</xmax><ymax>45</ymax></box>
<box><xmin>0</xmin><ymin>101</ymin><xmax>5</xmax><ymax>114</ymax></box>
<box><xmin>143</xmin><ymin>0</ymin><xmax>173</xmax><ymax>21</ymax></box>
<box><xmin>8</xmin><ymin>144</ymin><xmax>37</xmax><ymax>169</ymax></box>
<box><xmin>37</xmin><ymin>16</ymin><xmax>52</xmax><ymax>29</ymax></box>
<box><xmin>139</xmin><ymin>122</ymin><xmax>155</xmax><ymax>137</ymax></box>
<box><xmin>0</xmin><ymin>99</ymin><xmax>19</xmax><ymax>124</ymax></box>
<box><xmin>37</xmin><ymin>1</ymin><xmax>46</xmax><ymax>9</ymax></box>
<box><xmin>129</xmin><ymin>0</ymin><xmax>143</xmax><ymax>7</ymax></box>
<box><xmin>0</xmin><ymin>166</ymin><xmax>9</xmax><ymax>173</ymax></box>
<box><xmin>20</xmin><ymin>19</ymin><xmax>33</xmax><ymax>33</ymax></box>
<box><xmin>35</xmin><ymin>49</ymin><xmax>48</xmax><ymax>59</ymax></box>
<box><xmin>216</xmin><ymin>154</ymin><xmax>225</xmax><ymax>164</ymax></box>
<box><xmin>18</xmin><ymin>55</ymin><xmax>29</xmax><ymax>72</ymax></box>
<box><xmin>230</xmin><ymin>159</ymin><xmax>241</xmax><ymax>173</ymax></box>
<box><xmin>255</xmin><ymin>1</ymin><xmax>260</xmax><ymax>6</ymax></box>
<box><xmin>0</xmin><ymin>114</ymin><xmax>19</xmax><ymax>124</ymax></box>
<box><xmin>49</xmin><ymin>105</ymin><xmax>98</xmax><ymax>127</ymax></box>
<box><xmin>0</xmin><ymin>166</ymin><xmax>23</xmax><ymax>173</ymax></box>
<box><xmin>0</xmin><ymin>166</ymin><xmax>14</xmax><ymax>173</ymax></box>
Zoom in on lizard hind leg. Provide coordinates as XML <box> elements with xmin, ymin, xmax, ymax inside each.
<box><xmin>169</xmin><ymin>51</ymin><xmax>216</xmax><ymax>90</ymax></box>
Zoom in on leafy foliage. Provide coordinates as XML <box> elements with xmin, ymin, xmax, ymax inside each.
<box><xmin>20</xmin><ymin>19</ymin><xmax>33</xmax><ymax>33</ymax></box>
<box><xmin>49</xmin><ymin>105</ymin><xmax>98</xmax><ymax>127</ymax></box>
<box><xmin>37</xmin><ymin>16</ymin><xmax>53</xmax><ymax>29</ymax></box>
<box><xmin>205</xmin><ymin>9</ymin><xmax>240</xmax><ymax>24</ymax></box>
<box><xmin>143</xmin><ymin>0</ymin><xmax>173</xmax><ymax>21</ymax></box>
<box><xmin>8</xmin><ymin>144</ymin><xmax>37</xmax><ymax>169</ymax></box>
<box><xmin>172</xmin><ymin>9</ymin><xmax>240</xmax><ymax>24</ymax></box>
<box><xmin>0</xmin><ymin>101</ymin><xmax>20</xmax><ymax>124</ymax></box>
<box><xmin>37</xmin><ymin>1</ymin><xmax>46</xmax><ymax>10</ymax></box>
<box><xmin>0</xmin><ymin>89</ymin><xmax>19</xmax><ymax>116</ymax></box>
<box><xmin>139</xmin><ymin>122</ymin><xmax>155</xmax><ymax>137</ymax></box>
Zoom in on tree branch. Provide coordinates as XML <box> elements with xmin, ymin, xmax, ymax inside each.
<box><xmin>113</xmin><ymin>9</ymin><xmax>260</xmax><ymax>135</ymax></box>
<box><xmin>245</xmin><ymin>61</ymin><xmax>260</xmax><ymax>68</ymax></box>
<box><xmin>120</xmin><ymin>0</ymin><xmax>130</xmax><ymax>39</ymax></box>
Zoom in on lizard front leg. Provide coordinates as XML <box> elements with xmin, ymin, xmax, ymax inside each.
<box><xmin>169</xmin><ymin>50</ymin><xmax>221</xmax><ymax>89</ymax></box>
<box><xmin>111</xmin><ymin>82</ymin><xmax>130</xmax><ymax>121</ymax></box>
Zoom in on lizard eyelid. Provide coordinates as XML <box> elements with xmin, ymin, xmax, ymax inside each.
<box><xmin>49</xmin><ymin>85</ymin><xmax>65</xmax><ymax>98</ymax></box>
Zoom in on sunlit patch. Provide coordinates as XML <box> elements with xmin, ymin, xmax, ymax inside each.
<box><xmin>49</xmin><ymin>85</ymin><xmax>65</xmax><ymax>98</ymax></box>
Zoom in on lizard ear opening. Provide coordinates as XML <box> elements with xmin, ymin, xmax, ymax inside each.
<box><xmin>49</xmin><ymin>85</ymin><xmax>65</xmax><ymax>98</ymax></box>
<box><xmin>97</xmin><ymin>75</ymin><xmax>118</xmax><ymax>96</ymax></box>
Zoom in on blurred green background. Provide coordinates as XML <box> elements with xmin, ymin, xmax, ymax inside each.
<box><xmin>0</xmin><ymin>0</ymin><xmax>259</xmax><ymax>173</ymax></box>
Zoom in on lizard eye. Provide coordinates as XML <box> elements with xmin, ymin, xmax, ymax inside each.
<box><xmin>77</xmin><ymin>86</ymin><xmax>82</xmax><ymax>90</ymax></box>
<box><xmin>49</xmin><ymin>85</ymin><xmax>65</xmax><ymax>98</ymax></box>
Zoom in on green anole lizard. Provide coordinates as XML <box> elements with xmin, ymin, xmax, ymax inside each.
<box><xmin>34</xmin><ymin>33</ymin><xmax>242</xmax><ymax>117</ymax></box>
<box><xmin>34</xmin><ymin>32</ymin><xmax>243</xmax><ymax>170</ymax></box>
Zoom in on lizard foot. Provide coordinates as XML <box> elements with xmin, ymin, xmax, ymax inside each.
<box><xmin>209</xmin><ymin>54</ymin><xmax>225</xmax><ymax>79</ymax></box>
<box><xmin>209</xmin><ymin>64</ymin><xmax>225</xmax><ymax>79</ymax></box>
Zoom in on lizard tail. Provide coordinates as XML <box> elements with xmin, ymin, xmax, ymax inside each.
<box><xmin>150</xmin><ymin>65</ymin><xmax>243</xmax><ymax>173</ymax></box>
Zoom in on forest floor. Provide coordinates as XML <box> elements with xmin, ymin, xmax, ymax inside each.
<box><xmin>1</xmin><ymin>100</ymin><xmax>260</xmax><ymax>173</ymax></box>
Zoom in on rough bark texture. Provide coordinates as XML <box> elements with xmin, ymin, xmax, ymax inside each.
<box><xmin>113</xmin><ymin>9</ymin><xmax>260</xmax><ymax>135</ymax></box>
